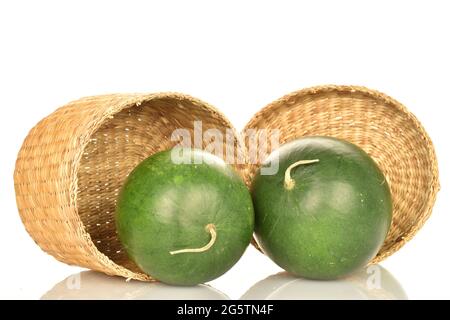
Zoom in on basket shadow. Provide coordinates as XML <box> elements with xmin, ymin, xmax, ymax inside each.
<box><xmin>241</xmin><ymin>264</ymin><xmax>407</xmax><ymax>300</ymax></box>
<box><xmin>41</xmin><ymin>271</ymin><xmax>229</xmax><ymax>300</ymax></box>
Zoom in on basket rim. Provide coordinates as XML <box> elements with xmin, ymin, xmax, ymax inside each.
<box><xmin>243</xmin><ymin>84</ymin><xmax>440</xmax><ymax>262</ymax></box>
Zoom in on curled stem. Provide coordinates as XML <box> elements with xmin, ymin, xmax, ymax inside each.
<box><xmin>170</xmin><ymin>224</ymin><xmax>217</xmax><ymax>255</ymax></box>
<box><xmin>284</xmin><ymin>159</ymin><xmax>319</xmax><ymax>190</ymax></box>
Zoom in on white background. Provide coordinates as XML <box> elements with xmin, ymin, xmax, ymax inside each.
<box><xmin>1</xmin><ymin>0</ymin><xmax>449</xmax><ymax>300</ymax></box>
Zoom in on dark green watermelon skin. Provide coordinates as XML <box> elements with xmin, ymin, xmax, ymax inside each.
<box><xmin>117</xmin><ymin>149</ymin><xmax>254</xmax><ymax>286</ymax></box>
<box><xmin>252</xmin><ymin>137</ymin><xmax>392</xmax><ymax>280</ymax></box>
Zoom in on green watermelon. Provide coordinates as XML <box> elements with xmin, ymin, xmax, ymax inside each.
<box><xmin>116</xmin><ymin>148</ymin><xmax>254</xmax><ymax>286</ymax></box>
<box><xmin>252</xmin><ymin>136</ymin><xmax>392</xmax><ymax>280</ymax></box>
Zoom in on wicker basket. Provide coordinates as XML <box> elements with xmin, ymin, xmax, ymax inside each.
<box><xmin>242</xmin><ymin>85</ymin><xmax>440</xmax><ymax>263</ymax></box>
<box><xmin>14</xmin><ymin>93</ymin><xmax>244</xmax><ymax>281</ymax></box>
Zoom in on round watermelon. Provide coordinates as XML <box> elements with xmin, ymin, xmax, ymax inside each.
<box><xmin>252</xmin><ymin>136</ymin><xmax>392</xmax><ymax>280</ymax></box>
<box><xmin>117</xmin><ymin>148</ymin><xmax>254</xmax><ymax>285</ymax></box>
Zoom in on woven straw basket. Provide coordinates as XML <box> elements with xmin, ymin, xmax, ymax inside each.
<box><xmin>14</xmin><ymin>93</ymin><xmax>244</xmax><ymax>281</ymax></box>
<box><xmin>243</xmin><ymin>85</ymin><xmax>440</xmax><ymax>263</ymax></box>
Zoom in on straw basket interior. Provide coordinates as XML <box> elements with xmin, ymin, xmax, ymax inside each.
<box><xmin>14</xmin><ymin>93</ymin><xmax>242</xmax><ymax>280</ymax></box>
<box><xmin>76</xmin><ymin>95</ymin><xmax>242</xmax><ymax>273</ymax></box>
<box><xmin>243</xmin><ymin>85</ymin><xmax>439</xmax><ymax>262</ymax></box>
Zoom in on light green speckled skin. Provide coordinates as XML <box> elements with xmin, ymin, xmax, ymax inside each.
<box><xmin>252</xmin><ymin>137</ymin><xmax>392</xmax><ymax>280</ymax></box>
<box><xmin>117</xmin><ymin>148</ymin><xmax>254</xmax><ymax>286</ymax></box>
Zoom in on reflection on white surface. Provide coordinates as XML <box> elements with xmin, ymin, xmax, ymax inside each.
<box><xmin>42</xmin><ymin>271</ymin><xmax>229</xmax><ymax>300</ymax></box>
<box><xmin>241</xmin><ymin>265</ymin><xmax>407</xmax><ymax>300</ymax></box>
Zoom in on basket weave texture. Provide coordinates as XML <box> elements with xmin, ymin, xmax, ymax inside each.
<box><xmin>14</xmin><ymin>93</ymin><xmax>244</xmax><ymax>281</ymax></box>
<box><xmin>242</xmin><ymin>85</ymin><xmax>440</xmax><ymax>263</ymax></box>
